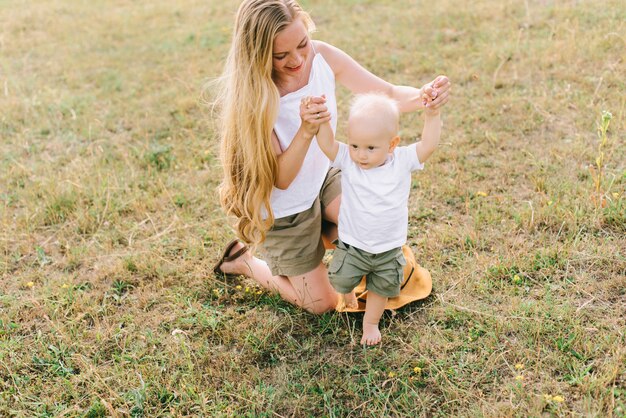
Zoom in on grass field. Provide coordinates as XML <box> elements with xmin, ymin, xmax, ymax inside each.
<box><xmin>1</xmin><ymin>0</ymin><xmax>624</xmax><ymax>416</ymax></box>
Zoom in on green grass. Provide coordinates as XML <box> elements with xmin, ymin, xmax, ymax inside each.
<box><xmin>1</xmin><ymin>0</ymin><xmax>625</xmax><ymax>416</ymax></box>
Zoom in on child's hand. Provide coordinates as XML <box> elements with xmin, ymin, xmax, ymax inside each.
<box><xmin>420</xmin><ymin>86</ymin><xmax>439</xmax><ymax>117</ymax></box>
<box><xmin>421</xmin><ymin>75</ymin><xmax>450</xmax><ymax>113</ymax></box>
<box><xmin>299</xmin><ymin>95</ymin><xmax>331</xmax><ymax>138</ymax></box>
<box><xmin>421</xmin><ymin>84</ymin><xmax>437</xmax><ymax>107</ymax></box>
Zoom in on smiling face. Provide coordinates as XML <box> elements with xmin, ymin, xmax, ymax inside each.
<box><xmin>272</xmin><ymin>17</ymin><xmax>311</xmax><ymax>86</ymax></box>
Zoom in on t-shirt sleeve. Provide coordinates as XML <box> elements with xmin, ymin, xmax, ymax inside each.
<box><xmin>396</xmin><ymin>143</ymin><xmax>424</xmax><ymax>172</ymax></box>
<box><xmin>331</xmin><ymin>141</ymin><xmax>349</xmax><ymax>170</ymax></box>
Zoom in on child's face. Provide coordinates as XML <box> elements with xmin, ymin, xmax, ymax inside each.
<box><xmin>347</xmin><ymin>124</ymin><xmax>396</xmax><ymax>170</ymax></box>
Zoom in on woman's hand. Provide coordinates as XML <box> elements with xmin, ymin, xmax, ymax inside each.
<box><xmin>299</xmin><ymin>95</ymin><xmax>332</xmax><ymax>139</ymax></box>
<box><xmin>421</xmin><ymin>75</ymin><xmax>450</xmax><ymax>112</ymax></box>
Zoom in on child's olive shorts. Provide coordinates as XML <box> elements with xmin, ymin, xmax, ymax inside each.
<box><xmin>328</xmin><ymin>239</ymin><xmax>405</xmax><ymax>298</ymax></box>
<box><xmin>259</xmin><ymin>168</ymin><xmax>341</xmax><ymax>277</ymax></box>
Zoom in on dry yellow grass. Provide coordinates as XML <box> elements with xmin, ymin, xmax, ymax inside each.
<box><xmin>1</xmin><ymin>0</ymin><xmax>624</xmax><ymax>416</ymax></box>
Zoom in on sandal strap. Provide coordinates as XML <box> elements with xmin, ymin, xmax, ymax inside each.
<box><xmin>213</xmin><ymin>239</ymin><xmax>247</xmax><ymax>275</ymax></box>
<box><xmin>223</xmin><ymin>244</ymin><xmax>248</xmax><ymax>262</ymax></box>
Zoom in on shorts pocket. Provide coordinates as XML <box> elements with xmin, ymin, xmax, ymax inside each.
<box><xmin>328</xmin><ymin>247</ymin><xmax>347</xmax><ymax>275</ymax></box>
<box><xmin>395</xmin><ymin>251</ymin><xmax>407</xmax><ymax>266</ymax></box>
<box><xmin>395</xmin><ymin>250</ymin><xmax>407</xmax><ymax>285</ymax></box>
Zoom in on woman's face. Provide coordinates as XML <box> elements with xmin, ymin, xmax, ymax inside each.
<box><xmin>272</xmin><ymin>17</ymin><xmax>311</xmax><ymax>83</ymax></box>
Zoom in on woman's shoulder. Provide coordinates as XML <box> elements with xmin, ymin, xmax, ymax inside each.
<box><xmin>313</xmin><ymin>40</ymin><xmax>341</xmax><ymax>57</ymax></box>
<box><xmin>312</xmin><ymin>40</ymin><xmax>346</xmax><ymax>74</ymax></box>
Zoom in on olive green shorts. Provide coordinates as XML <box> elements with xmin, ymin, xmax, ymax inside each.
<box><xmin>328</xmin><ymin>239</ymin><xmax>406</xmax><ymax>298</ymax></box>
<box><xmin>259</xmin><ymin>168</ymin><xmax>341</xmax><ymax>277</ymax></box>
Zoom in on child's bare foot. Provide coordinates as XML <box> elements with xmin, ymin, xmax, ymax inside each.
<box><xmin>361</xmin><ymin>322</ymin><xmax>382</xmax><ymax>346</ymax></box>
<box><xmin>344</xmin><ymin>292</ymin><xmax>358</xmax><ymax>310</ymax></box>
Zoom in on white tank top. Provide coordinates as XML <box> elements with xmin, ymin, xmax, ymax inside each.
<box><xmin>270</xmin><ymin>51</ymin><xmax>337</xmax><ymax>219</ymax></box>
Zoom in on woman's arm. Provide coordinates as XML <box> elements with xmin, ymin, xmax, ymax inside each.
<box><xmin>315</xmin><ymin>41</ymin><xmax>450</xmax><ymax>113</ymax></box>
<box><xmin>273</xmin><ymin>96</ymin><xmax>331</xmax><ymax>190</ymax></box>
<box><xmin>272</xmin><ymin>128</ymin><xmax>312</xmax><ymax>190</ymax></box>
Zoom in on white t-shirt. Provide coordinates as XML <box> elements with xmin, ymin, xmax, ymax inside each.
<box><xmin>331</xmin><ymin>142</ymin><xmax>424</xmax><ymax>253</ymax></box>
<box><xmin>270</xmin><ymin>52</ymin><xmax>338</xmax><ymax>219</ymax></box>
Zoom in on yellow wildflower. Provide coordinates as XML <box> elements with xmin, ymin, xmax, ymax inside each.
<box><xmin>476</xmin><ymin>191</ymin><xmax>488</xmax><ymax>197</ymax></box>
<box><xmin>515</xmin><ymin>363</ymin><xmax>524</xmax><ymax>370</ymax></box>
<box><xmin>235</xmin><ymin>285</ymin><xmax>242</xmax><ymax>290</ymax></box>
<box><xmin>552</xmin><ymin>395</ymin><xmax>564</xmax><ymax>403</ymax></box>
<box><xmin>245</xmin><ymin>286</ymin><xmax>250</xmax><ymax>292</ymax></box>
<box><xmin>515</xmin><ymin>375</ymin><xmax>524</xmax><ymax>381</ymax></box>
<box><xmin>547</xmin><ymin>200</ymin><xmax>553</xmax><ymax>206</ymax></box>
<box><xmin>388</xmin><ymin>372</ymin><xmax>396</xmax><ymax>378</ymax></box>
<box><xmin>61</xmin><ymin>283</ymin><xmax>69</xmax><ymax>289</ymax></box>
<box><xmin>26</xmin><ymin>281</ymin><xmax>34</xmax><ymax>288</ymax></box>
<box><xmin>413</xmin><ymin>367</ymin><xmax>422</xmax><ymax>374</ymax></box>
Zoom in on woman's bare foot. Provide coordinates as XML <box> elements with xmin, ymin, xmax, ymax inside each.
<box><xmin>344</xmin><ymin>292</ymin><xmax>358</xmax><ymax>310</ymax></box>
<box><xmin>361</xmin><ymin>322</ymin><xmax>382</xmax><ymax>346</ymax></box>
<box><xmin>215</xmin><ymin>241</ymin><xmax>252</xmax><ymax>277</ymax></box>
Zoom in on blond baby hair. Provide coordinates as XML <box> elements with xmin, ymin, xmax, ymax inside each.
<box><xmin>349</xmin><ymin>93</ymin><xmax>400</xmax><ymax>139</ymax></box>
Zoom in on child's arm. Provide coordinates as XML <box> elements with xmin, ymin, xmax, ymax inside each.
<box><xmin>414</xmin><ymin>78</ymin><xmax>449</xmax><ymax>162</ymax></box>
<box><xmin>316</xmin><ymin>119</ymin><xmax>339</xmax><ymax>162</ymax></box>
<box><xmin>414</xmin><ymin>108</ymin><xmax>441</xmax><ymax>163</ymax></box>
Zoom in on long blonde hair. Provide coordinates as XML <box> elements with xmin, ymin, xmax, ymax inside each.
<box><xmin>213</xmin><ymin>0</ymin><xmax>314</xmax><ymax>245</ymax></box>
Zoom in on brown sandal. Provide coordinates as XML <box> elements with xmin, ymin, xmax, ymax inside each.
<box><xmin>213</xmin><ymin>239</ymin><xmax>249</xmax><ymax>276</ymax></box>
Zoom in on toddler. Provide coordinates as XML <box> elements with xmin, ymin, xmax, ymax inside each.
<box><xmin>309</xmin><ymin>91</ymin><xmax>442</xmax><ymax>345</ymax></box>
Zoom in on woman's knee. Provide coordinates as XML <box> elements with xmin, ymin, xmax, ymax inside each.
<box><xmin>304</xmin><ymin>299</ymin><xmax>337</xmax><ymax>315</ymax></box>
<box><xmin>288</xmin><ymin>265</ymin><xmax>338</xmax><ymax>314</ymax></box>
<box><xmin>288</xmin><ymin>293</ymin><xmax>335</xmax><ymax>314</ymax></box>
<box><xmin>307</xmin><ymin>288</ymin><xmax>339</xmax><ymax>314</ymax></box>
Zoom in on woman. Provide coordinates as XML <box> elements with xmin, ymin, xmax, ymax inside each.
<box><xmin>212</xmin><ymin>0</ymin><xmax>450</xmax><ymax>314</ymax></box>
